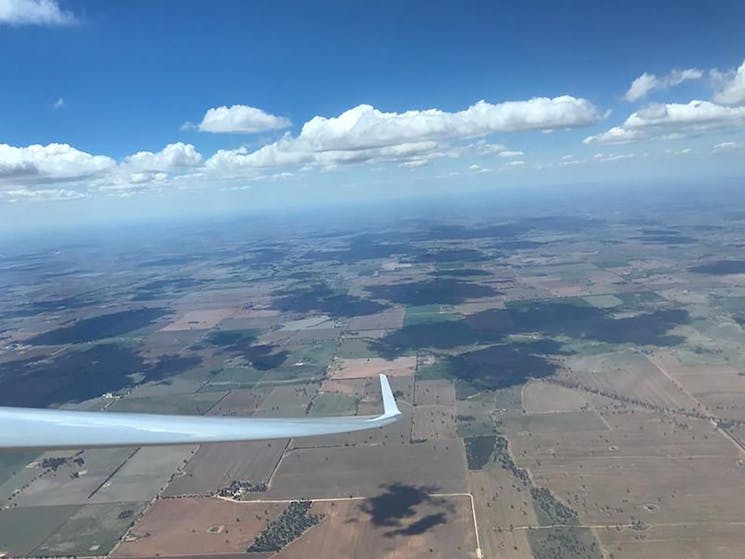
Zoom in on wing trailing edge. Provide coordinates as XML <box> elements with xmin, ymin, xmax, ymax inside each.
<box><xmin>0</xmin><ymin>374</ymin><xmax>402</xmax><ymax>450</ymax></box>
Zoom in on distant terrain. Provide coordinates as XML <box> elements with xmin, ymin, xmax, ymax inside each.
<box><xmin>2</xmin><ymin>187</ymin><xmax>745</xmax><ymax>558</ymax></box>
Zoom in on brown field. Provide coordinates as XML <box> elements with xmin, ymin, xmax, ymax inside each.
<box><xmin>648</xmin><ymin>350</ymin><xmax>745</xmax><ymax>421</ymax></box>
<box><xmin>208</xmin><ymin>386</ymin><xmax>272</xmax><ymax>416</ymax></box>
<box><xmin>343</xmin><ymin>328</ymin><xmax>389</xmax><ymax>339</ymax></box>
<box><xmin>176</xmin><ymin>286</ymin><xmax>271</xmax><ymax>307</ymax></box>
<box><xmin>234</xmin><ymin>308</ymin><xmax>281</xmax><ymax>319</ymax></box>
<box><xmin>112</xmin><ymin>497</ymin><xmax>285</xmax><ymax>557</ymax></box>
<box><xmin>521</xmin><ymin>380</ymin><xmax>591</xmax><ymax>413</ymax></box>
<box><xmin>266</xmin><ymin>440</ymin><xmax>468</xmax><ymax>499</ymax></box>
<box><xmin>274</xmin><ymin>496</ymin><xmax>477</xmax><ymax>559</ymax></box>
<box><xmin>347</xmin><ymin>307</ymin><xmax>405</xmax><ymax>331</ymax></box>
<box><xmin>498</xmin><ymin>410</ymin><xmax>609</xmax><ymax>434</ymax></box>
<box><xmin>388</xmin><ymin>375</ymin><xmax>416</xmax><ymax>406</ymax></box>
<box><xmin>331</xmin><ymin>356</ymin><xmax>417</xmax><ymax>380</ymax></box>
<box><xmin>468</xmin><ymin>467</ymin><xmax>537</xmax><ymax>559</ymax></box>
<box><xmin>161</xmin><ymin>308</ymin><xmax>236</xmax><ymax>331</ymax></box>
<box><xmin>454</xmin><ymin>298</ymin><xmax>505</xmax><ymax>315</ymax></box>
<box><xmin>507</xmin><ymin>410</ymin><xmax>745</xmax><ymax>526</ymax></box>
<box><xmin>549</xmin><ymin>284</ymin><xmax>586</xmax><ymax>297</ymax></box>
<box><xmin>321</xmin><ymin>377</ymin><xmax>371</xmax><ymax>397</ymax></box>
<box><xmin>597</xmin><ymin>522</ymin><xmax>745</xmax><ymax>559</ymax></box>
<box><xmin>253</xmin><ymin>383</ymin><xmax>320</xmax><ymax>417</ymax></box>
<box><xmin>412</xmin><ymin>405</ymin><xmax>457</xmax><ymax>440</ymax></box>
<box><xmin>565</xmin><ymin>350</ymin><xmax>700</xmax><ymax>411</ymax></box>
<box><xmin>260</xmin><ymin>327</ymin><xmax>340</xmax><ymax>345</ymax></box>
<box><xmin>162</xmin><ymin>440</ymin><xmax>288</xmax><ymax>497</ymax></box>
<box><xmin>415</xmin><ymin>379</ymin><xmax>456</xmax><ymax>406</ymax></box>
<box><xmin>291</xmin><ymin>400</ymin><xmax>414</xmax><ymax>450</ymax></box>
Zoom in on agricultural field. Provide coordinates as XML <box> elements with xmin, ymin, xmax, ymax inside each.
<box><xmin>4</xmin><ymin>194</ymin><xmax>745</xmax><ymax>558</ymax></box>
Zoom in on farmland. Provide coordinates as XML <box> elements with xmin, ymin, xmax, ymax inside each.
<box><xmin>4</xmin><ymin>191</ymin><xmax>745</xmax><ymax>558</ymax></box>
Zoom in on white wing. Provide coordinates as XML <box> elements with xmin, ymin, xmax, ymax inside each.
<box><xmin>0</xmin><ymin>374</ymin><xmax>401</xmax><ymax>450</ymax></box>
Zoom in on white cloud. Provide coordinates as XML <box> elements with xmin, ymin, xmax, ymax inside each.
<box><xmin>473</xmin><ymin>141</ymin><xmax>507</xmax><ymax>154</ymax></box>
<box><xmin>713</xmin><ymin>141</ymin><xmax>745</xmax><ymax>152</ymax></box>
<box><xmin>624</xmin><ymin>68</ymin><xmax>703</xmax><ymax>102</ymax></box>
<box><xmin>504</xmin><ymin>160</ymin><xmax>525</xmax><ymax>167</ymax></box>
<box><xmin>205</xmin><ymin>97</ymin><xmax>600</xmax><ymax>172</ymax></box>
<box><xmin>559</xmin><ymin>151</ymin><xmax>652</xmax><ymax>166</ymax></box>
<box><xmin>592</xmin><ymin>152</ymin><xmax>637</xmax><ymax>162</ymax></box>
<box><xmin>51</xmin><ymin>97</ymin><xmax>65</xmax><ymax>110</ymax></box>
<box><xmin>0</xmin><ymin>0</ymin><xmax>77</xmax><ymax>26</ymax></box>
<box><xmin>498</xmin><ymin>150</ymin><xmax>524</xmax><ymax>158</ymax></box>
<box><xmin>188</xmin><ymin>105</ymin><xmax>291</xmax><ymax>134</ymax></box>
<box><xmin>712</xmin><ymin>60</ymin><xmax>745</xmax><ymax>106</ymax></box>
<box><xmin>1</xmin><ymin>187</ymin><xmax>85</xmax><ymax>203</ymax></box>
<box><xmin>584</xmin><ymin>100</ymin><xmax>745</xmax><ymax>144</ymax></box>
<box><xmin>125</xmin><ymin>142</ymin><xmax>203</xmax><ymax>171</ymax></box>
<box><xmin>299</xmin><ymin>98</ymin><xmax>599</xmax><ymax>149</ymax></box>
<box><xmin>0</xmin><ymin>143</ymin><xmax>115</xmax><ymax>181</ymax></box>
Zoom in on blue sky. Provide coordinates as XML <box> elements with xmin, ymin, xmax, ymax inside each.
<box><xmin>1</xmin><ymin>0</ymin><xmax>745</xmax><ymax>228</ymax></box>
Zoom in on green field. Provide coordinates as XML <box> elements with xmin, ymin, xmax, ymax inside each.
<box><xmin>404</xmin><ymin>304</ymin><xmax>461</xmax><ymax>326</ymax></box>
<box><xmin>0</xmin><ymin>505</ymin><xmax>80</xmax><ymax>556</ymax></box>
<box><xmin>308</xmin><ymin>393</ymin><xmax>359</xmax><ymax>416</ymax></box>
<box><xmin>32</xmin><ymin>502</ymin><xmax>148</xmax><ymax>556</ymax></box>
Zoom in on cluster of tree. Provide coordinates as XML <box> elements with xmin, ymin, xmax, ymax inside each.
<box><xmin>530</xmin><ymin>527</ymin><xmax>600</xmax><ymax>559</ymax></box>
<box><xmin>248</xmin><ymin>500</ymin><xmax>324</xmax><ymax>552</ymax></box>
<box><xmin>544</xmin><ymin>377</ymin><xmax>716</xmax><ymax>422</ymax></box>
<box><xmin>218</xmin><ymin>480</ymin><xmax>268</xmax><ymax>499</ymax></box>
<box><xmin>464</xmin><ymin>435</ymin><xmax>496</xmax><ymax>470</ymax></box>
<box><xmin>41</xmin><ymin>455</ymin><xmax>83</xmax><ymax>471</ymax></box>
<box><xmin>493</xmin><ymin>435</ymin><xmax>531</xmax><ymax>486</ymax></box>
<box><xmin>531</xmin><ymin>487</ymin><xmax>579</xmax><ymax>525</ymax></box>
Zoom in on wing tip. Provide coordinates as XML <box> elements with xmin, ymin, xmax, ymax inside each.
<box><xmin>379</xmin><ymin>373</ymin><xmax>402</xmax><ymax>419</ymax></box>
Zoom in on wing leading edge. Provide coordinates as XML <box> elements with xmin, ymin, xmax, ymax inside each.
<box><xmin>0</xmin><ymin>374</ymin><xmax>402</xmax><ymax>450</ymax></box>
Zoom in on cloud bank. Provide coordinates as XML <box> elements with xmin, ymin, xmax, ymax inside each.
<box><xmin>205</xmin><ymin>97</ymin><xmax>601</xmax><ymax>172</ymax></box>
<box><xmin>0</xmin><ymin>0</ymin><xmax>77</xmax><ymax>26</ymax></box>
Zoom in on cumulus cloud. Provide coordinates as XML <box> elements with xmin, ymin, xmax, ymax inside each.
<box><xmin>187</xmin><ymin>105</ymin><xmax>292</xmax><ymax>134</ymax></box>
<box><xmin>205</xmin><ymin>97</ymin><xmax>600</xmax><ymax>172</ymax></box>
<box><xmin>0</xmin><ymin>143</ymin><xmax>115</xmax><ymax>181</ymax></box>
<box><xmin>712</xmin><ymin>60</ymin><xmax>745</xmax><ymax>106</ymax></box>
<box><xmin>1</xmin><ymin>96</ymin><xmax>602</xmax><ymax>200</ymax></box>
<box><xmin>624</xmin><ymin>68</ymin><xmax>703</xmax><ymax>102</ymax></box>
<box><xmin>584</xmin><ymin>100</ymin><xmax>745</xmax><ymax>144</ymax></box>
<box><xmin>0</xmin><ymin>0</ymin><xmax>77</xmax><ymax>26</ymax></box>
<box><xmin>498</xmin><ymin>150</ymin><xmax>524</xmax><ymax>158</ymax></box>
<box><xmin>125</xmin><ymin>142</ymin><xmax>203</xmax><ymax>171</ymax></box>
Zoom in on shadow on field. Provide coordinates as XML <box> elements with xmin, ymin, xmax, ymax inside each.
<box><xmin>366</xmin><ymin>278</ymin><xmax>498</xmax><ymax>306</ymax></box>
<box><xmin>26</xmin><ymin>308</ymin><xmax>168</xmax><ymax>345</ymax></box>
<box><xmin>370</xmin><ymin>301</ymin><xmax>689</xmax><ymax>391</ymax></box>
<box><xmin>273</xmin><ymin>282</ymin><xmax>388</xmax><ymax>317</ymax></box>
<box><xmin>0</xmin><ymin>344</ymin><xmax>202</xmax><ymax>408</ymax></box>
<box><xmin>690</xmin><ymin>260</ymin><xmax>745</xmax><ymax>275</ymax></box>
<box><xmin>372</xmin><ymin>302</ymin><xmax>689</xmax><ymax>360</ymax></box>
<box><xmin>359</xmin><ymin>483</ymin><xmax>454</xmax><ymax>537</ymax></box>
<box><xmin>201</xmin><ymin>330</ymin><xmax>289</xmax><ymax>370</ymax></box>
